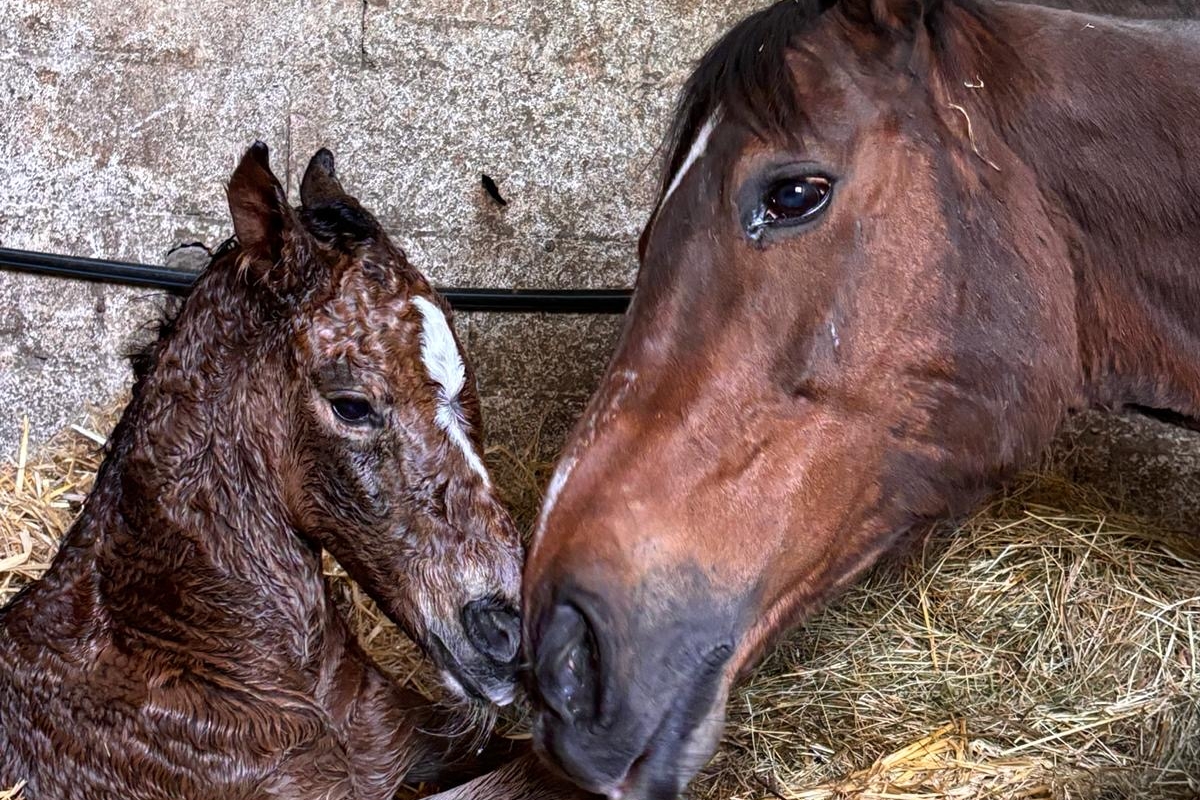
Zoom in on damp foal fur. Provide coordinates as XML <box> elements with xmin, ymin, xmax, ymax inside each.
<box><xmin>0</xmin><ymin>144</ymin><xmax>543</xmax><ymax>799</ymax></box>
<box><xmin>524</xmin><ymin>1</ymin><xmax>1200</xmax><ymax>798</ymax></box>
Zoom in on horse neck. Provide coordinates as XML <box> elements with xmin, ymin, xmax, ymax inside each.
<box><xmin>947</xmin><ymin>2</ymin><xmax>1200</xmax><ymax>419</ymax></box>
<box><xmin>67</xmin><ymin>271</ymin><xmax>326</xmax><ymax>658</ymax></box>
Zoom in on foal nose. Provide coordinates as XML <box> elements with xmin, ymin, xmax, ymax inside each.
<box><xmin>462</xmin><ymin>598</ymin><xmax>521</xmax><ymax>664</ymax></box>
<box><xmin>534</xmin><ymin>602</ymin><xmax>602</xmax><ymax>724</ymax></box>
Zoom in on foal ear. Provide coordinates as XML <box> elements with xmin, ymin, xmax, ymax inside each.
<box><xmin>298</xmin><ymin>148</ymin><xmax>382</xmax><ymax>249</ymax></box>
<box><xmin>300</xmin><ymin>148</ymin><xmax>348</xmax><ymax>209</ymax></box>
<box><xmin>227</xmin><ymin>141</ymin><xmax>316</xmax><ymax>296</ymax></box>
<box><xmin>839</xmin><ymin>0</ymin><xmax>936</xmax><ymax>34</ymax></box>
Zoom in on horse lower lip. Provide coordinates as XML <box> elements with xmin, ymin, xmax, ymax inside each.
<box><xmin>611</xmin><ymin>740</ymin><xmax>661</xmax><ymax>800</ymax></box>
<box><xmin>600</xmin><ymin>750</ymin><xmax>666</xmax><ymax>800</ymax></box>
<box><xmin>599</xmin><ymin>648</ymin><xmax>730</xmax><ymax>800</ymax></box>
<box><xmin>556</xmin><ymin>711</ymin><xmax>668</xmax><ymax>800</ymax></box>
<box><xmin>455</xmin><ymin>659</ymin><xmax>519</xmax><ymax>706</ymax></box>
<box><xmin>448</xmin><ymin>666</ymin><xmax>512</xmax><ymax>705</ymax></box>
<box><xmin>456</xmin><ymin>666</ymin><xmax>518</xmax><ymax>706</ymax></box>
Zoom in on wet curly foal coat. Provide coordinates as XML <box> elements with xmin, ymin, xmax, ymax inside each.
<box><xmin>0</xmin><ymin>145</ymin><xmax>526</xmax><ymax>799</ymax></box>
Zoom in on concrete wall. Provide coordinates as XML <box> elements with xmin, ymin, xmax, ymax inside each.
<box><xmin>2</xmin><ymin>0</ymin><xmax>1199</xmax><ymax>523</ymax></box>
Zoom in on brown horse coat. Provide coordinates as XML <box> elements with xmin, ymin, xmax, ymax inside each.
<box><xmin>525</xmin><ymin>1</ymin><xmax>1200</xmax><ymax>797</ymax></box>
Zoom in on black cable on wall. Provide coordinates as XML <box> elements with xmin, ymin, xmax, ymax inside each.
<box><xmin>0</xmin><ymin>247</ymin><xmax>633</xmax><ymax>315</ymax></box>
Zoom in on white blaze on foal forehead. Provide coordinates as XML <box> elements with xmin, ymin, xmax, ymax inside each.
<box><xmin>411</xmin><ymin>296</ymin><xmax>490</xmax><ymax>485</ymax></box>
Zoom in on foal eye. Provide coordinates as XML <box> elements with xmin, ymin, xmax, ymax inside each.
<box><xmin>329</xmin><ymin>396</ymin><xmax>374</xmax><ymax>425</ymax></box>
<box><xmin>762</xmin><ymin>176</ymin><xmax>832</xmax><ymax>225</ymax></box>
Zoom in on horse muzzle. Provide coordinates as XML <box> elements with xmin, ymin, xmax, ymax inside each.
<box><xmin>528</xmin><ymin>585</ymin><xmax>737</xmax><ymax>799</ymax></box>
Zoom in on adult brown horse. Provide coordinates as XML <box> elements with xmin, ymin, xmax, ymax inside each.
<box><xmin>525</xmin><ymin>0</ymin><xmax>1200</xmax><ymax>797</ymax></box>
<box><xmin>1</xmin><ymin>144</ymin><xmax>540</xmax><ymax>798</ymax></box>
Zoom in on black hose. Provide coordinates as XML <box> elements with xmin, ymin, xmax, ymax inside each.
<box><xmin>0</xmin><ymin>247</ymin><xmax>633</xmax><ymax>315</ymax></box>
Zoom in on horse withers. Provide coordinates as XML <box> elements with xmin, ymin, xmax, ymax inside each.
<box><xmin>1</xmin><ymin>144</ymin><xmax>530</xmax><ymax>798</ymax></box>
<box><xmin>524</xmin><ymin>1</ymin><xmax>1200</xmax><ymax>797</ymax></box>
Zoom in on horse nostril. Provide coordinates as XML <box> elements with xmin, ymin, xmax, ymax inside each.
<box><xmin>462</xmin><ymin>598</ymin><xmax>521</xmax><ymax>665</ymax></box>
<box><xmin>535</xmin><ymin>603</ymin><xmax>601</xmax><ymax>724</ymax></box>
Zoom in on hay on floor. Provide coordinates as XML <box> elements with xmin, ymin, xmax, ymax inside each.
<box><xmin>2</xmin><ymin>407</ymin><xmax>1198</xmax><ymax>799</ymax></box>
<box><xmin>698</xmin><ymin>476</ymin><xmax>1200</xmax><ymax>799</ymax></box>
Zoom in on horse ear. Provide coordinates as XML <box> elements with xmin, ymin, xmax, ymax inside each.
<box><xmin>297</xmin><ymin>148</ymin><xmax>382</xmax><ymax>249</ymax></box>
<box><xmin>300</xmin><ymin>148</ymin><xmax>348</xmax><ymax>209</ymax></box>
<box><xmin>839</xmin><ymin>0</ymin><xmax>934</xmax><ymax>33</ymax></box>
<box><xmin>226</xmin><ymin>141</ymin><xmax>316</xmax><ymax>296</ymax></box>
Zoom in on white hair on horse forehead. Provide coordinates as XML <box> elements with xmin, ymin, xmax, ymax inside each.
<box><xmin>412</xmin><ymin>295</ymin><xmax>490</xmax><ymax>485</ymax></box>
<box><xmin>531</xmin><ymin>455</ymin><xmax>575</xmax><ymax>549</ymax></box>
<box><xmin>661</xmin><ymin>109</ymin><xmax>722</xmax><ymax>206</ymax></box>
<box><xmin>531</xmin><ymin>368</ymin><xmax>638</xmax><ymax>547</ymax></box>
<box><xmin>412</xmin><ymin>296</ymin><xmax>466</xmax><ymax>400</ymax></box>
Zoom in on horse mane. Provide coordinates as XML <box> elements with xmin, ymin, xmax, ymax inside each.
<box><xmin>127</xmin><ymin>237</ymin><xmax>238</xmax><ymax>383</ymax></box>
<box><xmin>661</xmin><ymin>0</ymin><xmax>834</xmax><ymax>191</ymax></box>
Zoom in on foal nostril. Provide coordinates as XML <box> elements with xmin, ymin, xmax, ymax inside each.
<box><xmin>535</xmin><ymin>603</ymin><xmax>601</xmax><ymax>724</ymax></box>
<box><xmin>462</xmin><ymin>598</ymin><xmax>521</xmax><ymax>664</ymax></box>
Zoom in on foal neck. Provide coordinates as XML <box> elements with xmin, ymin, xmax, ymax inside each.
<box><xmin>74</xmin><ymin>265</ymin><xmax>325</xmax><ymax>661</ymax></box>
<box><xmin>949</xmin><ymin>2</ymin><xmax>1200</xmax><ymax>419</ymax></box>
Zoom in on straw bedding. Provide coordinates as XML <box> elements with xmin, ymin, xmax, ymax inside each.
<box><xmin>2</xmin><ymin>406</ymin><xmax>1198</xmax><ymax>799</ymax></box>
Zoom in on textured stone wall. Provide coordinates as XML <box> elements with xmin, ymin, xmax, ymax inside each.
<box><xmin>0</xmin><ymin>0</ymin><xmax>755</xmax><ymax>462</ymax></box>
<box><xmin>2</xmin><ymin>0</ymin><xmax>1198</xmax><ymax>522</ymax></box>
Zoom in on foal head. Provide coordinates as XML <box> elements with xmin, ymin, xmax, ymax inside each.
<box><xmin>214</xmin><ymin>144</ymin><xmax>522</xmax><ymax>704</ymax></box>
<box><xmin>526</xmin><ymin>0</ymin><xmax>1089</xmax><ymax>795</ymax></box>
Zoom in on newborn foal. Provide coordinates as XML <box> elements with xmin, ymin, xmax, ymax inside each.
<box><xmin>0</xmin><ymin>145</ymin><xmax>527</xmax><ymax>799</ymax></box>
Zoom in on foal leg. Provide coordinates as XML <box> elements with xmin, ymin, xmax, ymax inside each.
<box><xmin>422</xmin><ymin>753</ymin><xmax>599</xmax><ymax>800</ymax></box>
<box><xmin>330</xmin><ymin>631</ymin><xmax>524</xmax><ymax>795</ymax></box>
<box><xmin>259</xmin><ymin>747</ymin><xmax>356</xmax><ymax>800</ymax></box>
<box><xmin>328</xmin><ymin>621</ymin><xmax>549</xmax><ymax>794</ymax></box>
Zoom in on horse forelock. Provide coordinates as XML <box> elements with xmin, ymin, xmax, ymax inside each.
<box><xmin>660</xmin><ymin>0</ymin><xmax>830</xmax><ymax>195</ymax></box>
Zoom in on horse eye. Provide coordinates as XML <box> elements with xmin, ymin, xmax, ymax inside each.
<box><xmin>763</xmin><ymin>176</ymin><xmax>832</xmax><ymax>224</ymax></box>
<box><xmin>329</xmin><ymin>396</ymin><xmax>374</xmax><ymax>424</ymax></box>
